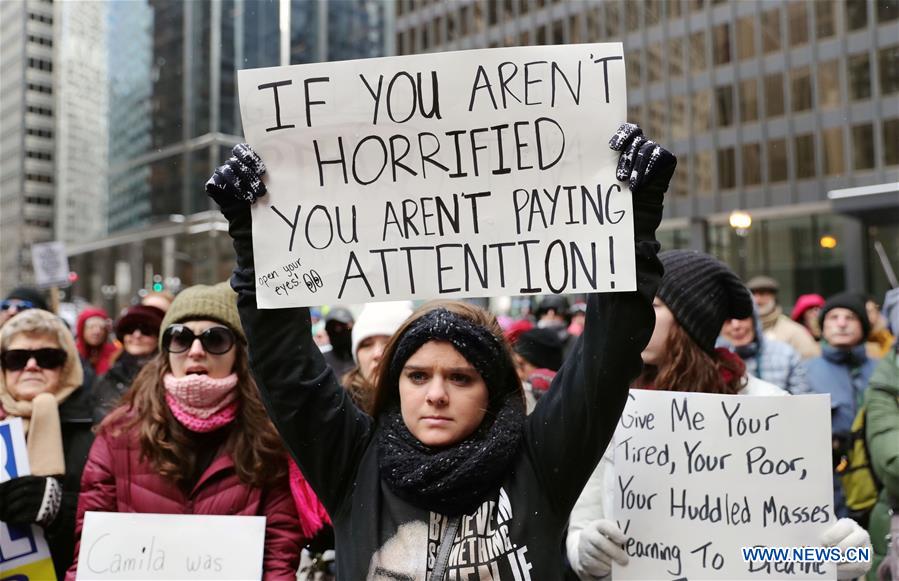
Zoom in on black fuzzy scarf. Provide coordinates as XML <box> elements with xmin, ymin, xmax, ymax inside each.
<box><xmin>378</xmin><ymin>395</ymin><xmax>525</xmax><ymax>516</ymax></box>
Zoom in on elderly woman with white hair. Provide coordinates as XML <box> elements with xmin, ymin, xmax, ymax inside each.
<box><xmin>0</xmin><ymin>308</ymin><xmax>94</xmax><ymax>578</ymax></box>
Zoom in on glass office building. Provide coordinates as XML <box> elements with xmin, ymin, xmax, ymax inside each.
<box><xmin>394</xmin><ymin>0</ymin><xmax>899</xmax><ymax>302</ymax></box>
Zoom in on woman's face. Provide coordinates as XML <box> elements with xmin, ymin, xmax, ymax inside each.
<box><xmin>642</xmin><ymin>298</ymin><xmax>675</xmax><ymax>367</ymax></box>
<box><xmin>3</xmin><ymin>333</ymin><xmax>63</xmax><ymax>401</ymax></box>
<box><xmin>167</xmin><ymin>320</ymin><xmax>237</xmax><ymax>379</ymax></box>
<box><xmin>398</xmin><ymin>340</ymin><xmax>489</xmax><ymax>448</ymax></box>
<box><xmin>122</xmin><ymin>327</ymin><xmax>157</xmax><ymax>356</ymax></box>
<box><xmin>82</xmin><ymin>316</ymin><xmax>109</xmax><ymax>347</ymax></box>
<box><xmin>357</xmin><ymin>335</ymin><xmax>390</xmax><ymax>383</ymax></box>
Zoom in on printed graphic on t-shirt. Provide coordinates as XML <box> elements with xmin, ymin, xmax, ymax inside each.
<box><xmin>367</xmin><ymin>487</ymin><xmax>534</xmax><ymax>580</ymax></box>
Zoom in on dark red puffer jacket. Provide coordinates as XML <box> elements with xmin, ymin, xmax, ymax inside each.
<box><xmin>65</xmin><ymin>428</ymin><xmax>302</xmax><ymax>580</ymax></box>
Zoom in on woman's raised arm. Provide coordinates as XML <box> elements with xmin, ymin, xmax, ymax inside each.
<box><xmin>207</xmin><ymin>145</ymin><xmax>373</xmax><ymax>514</ymax></box>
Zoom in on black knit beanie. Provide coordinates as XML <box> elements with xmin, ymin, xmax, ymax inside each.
<box><xmin>657</xmin><ymin>250</ymin><xmax>754</xmax><ymax>354</ymax></box>
<box><xmin>387</xmin><ymin>308</ymin><xmax>519</xmax><ymax>410</ymax></box>
<box><xmin>514</xmin><ymin>328</ymin><xmax>564</xmax><ymax>371</ymax></box>
<box><xmin>820</xmin><ymin>291</ymin><xmax>871</xmax><ymax>339</ymax></box>
<box><xmin>5</xmin><ymin>286</ymin><xmax>49</xmax><ymax>311</ymax></box>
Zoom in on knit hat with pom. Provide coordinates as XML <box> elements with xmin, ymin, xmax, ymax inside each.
<box><xmin>657</xmin><ymin>250</ymin><xmax>754</xmax><ymax>354</ymax></box>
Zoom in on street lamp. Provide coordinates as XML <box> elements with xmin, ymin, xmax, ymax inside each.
<box><xmin>729</xmin><ymin>210</ymin><xmax>753</xmax><ymax>237</ymax></box>
<box><xmin>729</xmin><ymin>210</ymin><xmax>752</xmax><ymax>277</ymax></box>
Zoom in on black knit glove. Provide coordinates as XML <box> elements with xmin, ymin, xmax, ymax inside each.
<box><xmin>609</xmin><ymin>123</ymin><xmax>677</xmax><ymax>241</ymax></box>
<box><xmin>206</xmin><ymin>143</ymin><xmax>267</xmax><ymax>207</ymax></box>
<box><xmin>206</xmin><ymin>144</ymin><xmax>267</xmax><ymax>282</ymax></box>
<box><xmin>0</xmin><ymin>475</ymin><xmax>62</xmax><ymax>527</ymax></box>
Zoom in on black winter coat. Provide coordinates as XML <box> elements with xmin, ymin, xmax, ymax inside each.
<box><xmin>91</xmin><ymin>352</ymin><xmax>152</xmax><ymax>424</ymax></box>
<box><xmin>47</xmin><ymin>382</ymin><xmax>95</xmax><ymax>579</ymax></box>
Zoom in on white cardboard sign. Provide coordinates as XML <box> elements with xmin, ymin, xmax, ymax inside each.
<box><xmin>30</xmin><ymin>241</ymin><xmax>70</xmax><ymax>289</ymax></box>
<box><xmin>76</xmin><ymin>512</ymin><xmax>265</xmax><ymax>580</ymax></box>
<box><xmin>237</xmin><ymin>43</ymin><xmax>632</xmax><ymax>308</ymax></box>
<box><xmin>613</xmin><ymin>390</ymin><xmax>836</xmax><ymax>580</ymax></box>
<box><xmin>0</xmin><ymin>417</ymin><xmax>57</xmax><ymax>580</ymax></box>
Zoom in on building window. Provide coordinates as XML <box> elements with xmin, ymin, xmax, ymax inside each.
<box><xmin>817</xmin><ymin>60</ymin><xmax>841</xmax><ymax>109</ymax></box>
<box><xmin>718</xmin><ymin>147</ymin><xmax>736</xmax><ymax>189</ymax></box>
<box><xmin>713</xmin><ymin>23</ymin><xmax>731</xmax><ymax>66</ymax></box>
<box><xmin>627</xmin><ymin>49</ymin><xmax>643</xmax><ymax>87</ymax></box>
<box><xmin>646</xmin><ymin>0</ymin><xmax>661</xmax><ymax>26</ymax></box>
<box><xmin>647</xmin><ymin>42</ymin><xmax>663</xmax><ymax>83</ymax></box>
<box><xmin>671</xmin><ymin>95</ymin><xmax>688</xmax><ymax>139</ymax></box>
<box><xmin>737</xmin><ymin>16</ymin><xmax>755</xmax><ymax>60</ymax></box>
<box><xmin>692</xmin><ymin>89</ymin><xmax>712</xmax><ymax>132</ymax></box>
<box><xmin>669</xmin><ymin>0</ymin><xmax>684</xmax><ymax>19</ymax></box>
<box><xmin>672</xmin><ymin>152</ymin><xmax>689</xmax><ymax>197</ymax></box>
<box><xmin>739</xmin><ymin>78</ymin><xmax>759</xmax><ymax>122</ymax></box>
<box><xmin>742</xmin><ymin>143</ymin><xmax>762</xmax><ymax>186</ymax></box>
<box><xmin>690</xmin><ymin>31</ymin><xmax>707</xmax><ymax>71</ymax></box>
<box><xmin>628</xmin><ymin>104</ymin><xmax>645</xmax><ymax>129</ymax></box>
<box><xmin>626</xmin><ymin>2</ymin><xmax>641</xmax><ymax>31</ymax></box>
<box><xmin>649</xmin><ymin>100</ymin><xmax>667</xmax><ymax>141</ymax></box>
<box><xmin>764</xmin><ymin>72</ymin><xmax>785</xmax><ymax>117</ymax></box>
<box><xmin>716</xmin><ymin>85</ymin><xmax>734</xmax><ymax>127</ymax></box>
<box><xmin>821</xmin><ymin>127</ymin><xmax>845</xmax><ymax>175</ymax></box>
<box><xmin>669</xmin><ymin>37</ymin><xmax>684</xmax><ymax>78</ymax></box>
<box><xmin>884</xmin><ymin>118</ymin><xmax>899</xmax><ymax>165</ymax></box>
<box><xmin>795</xmin><ymin>134</ymin><xmax>816</xmax><ymax>179</ymax></box>
<box><xmin>768</xmin><ymin>138</ymin><xmax>788</xmax><ymax>182</ymax></box>
<box><xmin>763</xmin><ymin>9</ymin><xmax>782</xmax><ymax>53</ymax></box>
<box><xmin>879</xmin><ymin>44</ymin><xmax>899</xmax><ymax>95</ymax></box>
<box><xmin>851</xmin><ymin>124</ymin><xmax>875</xmax><ymax>170</ymax></box>
<box><xmin>788</xmin><ymin>1</ymin><xmax>809</xmax><ymax>46</ymax></box>
<box><xmin>27</xmin><ymin>57</ymin><xmax>53</xmax><ymax>72</ymax></box>
<box><xmin>791</xmin><ymin>66</ymin><xmax>813</xmax><ymax>112</ymax></box>
<box><xmin>604</xmin><ymin>2</ymin><xmax>620</xmax><ymax>37</ymax></box>
<box><xmin>816</xmin><ymin>1</ymin><xmax>837</xmax><ymax>38</ymax></box>
<box><xmin>696</xmin><ymin>150</ymin><xmax>713</xmax><ymax>195</ymax></box>
<box><xmin>848</xmin><ymin>53</ymin><xmax>872</xmax><ymax>100</ymax></box>
<box><xmin>879</xmin><ymin>0</ymin><xmax>899</xmax><ymax>21</ymax></box>
<box><xmin>846</xmin><ymin>0</ymin><xmax>867</xmax><ymax>30</ymax></box>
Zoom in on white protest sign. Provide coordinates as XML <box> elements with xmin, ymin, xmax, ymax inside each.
<box><xmin>76</xmin><ymin>512</ymin><xmax>265</xmax><ymax>580</ymax></box>
<box><xmin>31</xmin><ymin>241</ymin><xmax>70</xmax><ymax>289</ymax></box>
<box><xmin>613</xmin><ymin>390</ymin><xmax>836</xmax><ymax>580</ymax></box>
<box><xmin>238</xmin><ymin>43</ymin><xmax>631</xmax><ymax>308</ymax></box>
<box><xmin>0</xmin><ymin>417</ymin><xmax>57</xmax><ymax>580</ymax></box>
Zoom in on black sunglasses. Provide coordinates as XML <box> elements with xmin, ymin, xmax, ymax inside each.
<box><xmin>0</xmin><ymin>300</ymin><xmax>35</xmax><ymax>312</ymax></box>
<box><xmin>161</xmin><ymin>325</ymin><xmax>236</xmax><ymax>355</ymax></box>
<box><xmin>119</xmin><ymin>322</ymin><xmax>159</xmax><ymax>337</ymax></box>
<box><xmin>0</xmin><ymin>348</ymin><xmax>67</xmax><ymax>371</ymax></box>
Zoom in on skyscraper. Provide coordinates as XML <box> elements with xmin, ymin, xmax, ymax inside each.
<box><xmin>0</xmin><ymin>0</ymin><xmax>107</xmax><ymax>295</ymax></box>
<box><xmin>394</xmin><ymin>0</ymin><xmax>899</xmax><ymax>300</ymax></box>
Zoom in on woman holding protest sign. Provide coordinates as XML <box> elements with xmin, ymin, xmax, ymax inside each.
<box><xmin>566</xmin><ymin>250</ymin><xmax>872</xmax><ymax>580</ymax></box>
<box><xmin>0</xmin><ymin>308</ymin><xmax>94</xmax><ymax>579</ymax></box>
<box><xmin>67</xmin><ymin>283</ymin><xmax>303</xmax><ymax>580</ymax></box>
<box><xmin>206</xmin><ymin>124</ymin><xmax>669</xmax><ymax>578</ymax></box>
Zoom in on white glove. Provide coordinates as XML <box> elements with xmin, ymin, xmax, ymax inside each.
<box><xmin>821</xmin><ymin>517</ymin><xmax>872</xmax><ymax>580</ymax></box>
<box><xmin>577</xmin><ymin>519</ymin><xmax>629</xmax><ymax>578</ymax></box>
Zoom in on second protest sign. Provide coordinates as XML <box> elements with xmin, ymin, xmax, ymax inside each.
<box><xmin>238</xmin><ymin>43</ymin><xmax>631</xmax><ymax>308</ymax></box>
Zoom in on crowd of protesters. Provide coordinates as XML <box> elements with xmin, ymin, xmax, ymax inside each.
<box><xmin>0</xmin><ymin>125</ymin><xmax>896</xmax><ymax>581</ymax></box>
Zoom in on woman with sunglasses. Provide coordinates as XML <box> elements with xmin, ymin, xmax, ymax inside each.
<box><xmin>91</xmin><ymin>304</ymin><xmax>164</xmax><ymax>423</ymax></box>
<box><xmin>67</xmin><ymin>282</ymin><xmax>303</xmax><ymax>580</ymax></box>
<box><xmin>0</xmin><ymin>308</ymin><xmax>95</xmax><ymax>579</ymax></box>
<box><xmin>206</xmin><ymin>124</ymin><xmax>671</xmax><ymax>578</ymax></box>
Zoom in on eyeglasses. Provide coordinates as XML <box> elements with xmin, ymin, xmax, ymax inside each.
<box><xmin>0</xmin><ymin>300</ymin><xmax>35</xmax><ymax>312</ymax></box>
<box><xmin>161</xmin><ymin>325</ymin><xmax>236</xmax><ymax>355</ymax></box>
<box><xmin>0</xmin><ymin>348</ymin><xmax>67</xmax><ymax>371</ymax></box>
<box><xmin>119</xmin><ymin>322</ymin><xmax>159</xmax><ymax>337</ymax></box>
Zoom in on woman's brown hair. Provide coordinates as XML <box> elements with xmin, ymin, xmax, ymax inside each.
<box><xmin>636</xmin><ymin>319</ymin><xmax>746</xmax><ymax>394</ymax></box>
<box><xmin>99</xmin><ymin>339</ymin><xmax>287</xmax><ymax>488</ymax></box>
<box><xmin>370</xmin><ymin>300</ymin><xmax>523</xmax><ymax>418</ymax></box>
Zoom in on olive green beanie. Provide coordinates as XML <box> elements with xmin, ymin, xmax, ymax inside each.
<box><xmin>158</xmin><ymin>282</ymin><xmax>246</xmax><ymax>350</ymax></box>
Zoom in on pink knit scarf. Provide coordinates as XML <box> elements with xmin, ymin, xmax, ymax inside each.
<box><xmin>163</xmin><ymin>373</ymin><xmax>239</xmax><ymax>433</ymax></box>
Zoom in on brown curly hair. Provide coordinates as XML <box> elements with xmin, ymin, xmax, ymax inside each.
<box><xmin>636</xmin><ymin>320</ymin><xmax>746</xmax><ymax>394</ymax></box>
<box><xmin>99</xmin><ymin>341</ymin><xmax>287</xmax><ymax>488</ymax></box>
